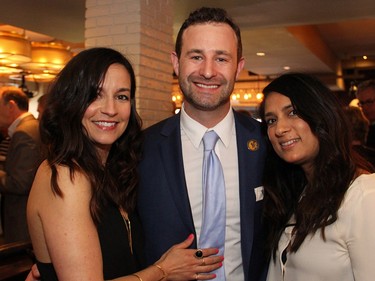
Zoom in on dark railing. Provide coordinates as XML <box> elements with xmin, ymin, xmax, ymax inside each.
<box><xmin>0</xmin><ymin>240</ymin><xmax>34</xmax><ymax>281</ymax></box>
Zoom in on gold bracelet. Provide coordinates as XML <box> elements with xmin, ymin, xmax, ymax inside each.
<box><xmin>132</xmin><ymin>273</ymin><xmax>143</xmax><ymax>281</ymax></box>
<box><xmin>152</xmin><ymin>264</ymin><xmax>167</xmax><ymax>280</ymax></box>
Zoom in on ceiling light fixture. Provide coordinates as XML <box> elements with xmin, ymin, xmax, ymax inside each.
<box><xmin>0</xmin><ymin>65</ymin><xmax>23</xmax><ymax>74</ymax></box>
<box><xmin>0</xmin><ymin>31</ymin><xmax>32</xmax><ymax>67</ymax></box>
<box><xmin>22</xmin><ymin>41</ymin><xmax>73</xmax><ymax>76</ymax></box>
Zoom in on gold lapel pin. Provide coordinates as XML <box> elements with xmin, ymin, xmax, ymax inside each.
<box><xmin>247</xmin><ymin>139</ymin><xmax>259</xmax><ymax>151</ymax></box>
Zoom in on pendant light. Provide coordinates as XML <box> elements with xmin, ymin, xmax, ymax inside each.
<box><xmin>22</xmin><ymin>41</ymin><xmax>73</xmax><ymax>75</ymax></box>
<box><xmin>0</xmin><ymin>31</ymin><xmax>32</xmax><ymax>66</ymax></box>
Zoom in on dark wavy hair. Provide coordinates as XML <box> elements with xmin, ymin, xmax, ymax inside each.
<box><xmin>258</xmin><ymin>73</ymin><xmax>373</xmax><ymax>260</ymax></box>
<box><xmin>40</xmin><ymin>47</ymin><xmax>143</xmax><ymax>225</ymax></box>
<box><xmin>175</xmin><ymin>7</ymin><xmax>242</xmax><ymax>61</ymax></box>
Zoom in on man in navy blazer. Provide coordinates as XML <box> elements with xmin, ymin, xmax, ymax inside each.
<box><xmin>138</xmin><ymin>7</ymin><xmax>268</xmax><ymax>281</ymax></box>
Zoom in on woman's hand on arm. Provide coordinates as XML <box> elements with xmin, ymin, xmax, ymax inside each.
<box><xmin>119</xmin><ymin>234</ymin><xmax>223</xmax><ymax>281</ymax></box>
<box><xmin>155</xmin><ymin>234</ymin><xmax>223</xmax><ymax>280</ymax></box>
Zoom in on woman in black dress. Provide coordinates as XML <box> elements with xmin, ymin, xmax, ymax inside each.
<box><xmin>27</xmin><ymin>47</ymin><xmax>222</xmax><ymax>281</ymax></box>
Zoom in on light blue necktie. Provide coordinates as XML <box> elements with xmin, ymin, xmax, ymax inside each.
<box><xmin>199</xmin><ymin>130</ymin><xmax>226</xmax><ymax>280</ymax></box>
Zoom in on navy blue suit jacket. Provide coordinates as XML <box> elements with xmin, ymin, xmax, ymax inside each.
<box><xmin>137</xmin><ymin>110</ymin><xmax>267</xmax><ymax>281</ymax></box>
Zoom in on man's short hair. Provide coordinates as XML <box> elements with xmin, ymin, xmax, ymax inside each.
<box><xmin>357</xmin><ymin>79</ymin><xmax>375</xmax><ymax>94</ymax></box>
<box><xmin>175</xmin><ymin>7</ymin><xmax>242</xmax><ymax>61</ymax></box>
<box><xmin>0</xmin><ymin>87</ymin><xmax>29</xmax><ymax>111</ymax></box>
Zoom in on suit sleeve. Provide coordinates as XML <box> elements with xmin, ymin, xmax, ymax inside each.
<box><xmin>0</xmin><ymin>131</ymin><xmax>40</xmax><ymax>195</ymax></box>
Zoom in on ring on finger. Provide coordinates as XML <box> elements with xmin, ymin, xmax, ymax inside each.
<box><xmin>194</xmin><ymin>249</ymin><xmax>203</xmax><ymax>259</ymax></box>
<box><xmin>195</xmin><ymin>273</ymin><xmax>199</xmax><ymax>280</ymax></box>
<box><xmin>201</xmin><ymin>258</ymin><xmax>206</xmax><ymax>266</ymax></box>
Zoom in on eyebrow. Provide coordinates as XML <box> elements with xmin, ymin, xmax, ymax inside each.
<box><xmin>116</xmin><ymin>87</ymin><xmax>131</xmax><ymax>93</ymax></box>
<box><xmin>186</xmin><ymin>49</ymin><xmax>203</xmax><ymax>55</ymax></box>
<box><xmin>98</xmin><ymin>87</ymin><xmax>131</xmax><ymax>94</ymax></box>
<box><xmin>186</xmin><ymin>49</ymin><xmax>232</xmax><ymax>57</ymax></box>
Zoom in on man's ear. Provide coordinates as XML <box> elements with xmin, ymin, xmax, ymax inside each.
<box><xmin>7</xmin><ymin>100</ymin><xmax>17</xmax><ymax>111</ymax></box>
<box><xmin>235</xmin><ymin>57</ymin><xmax>245</xmax><ymax>80</ymax></box>
<box><xmin>171</xmin><ymin>52</ymin><xmax>179</xmax><ymax>77</ymax></box>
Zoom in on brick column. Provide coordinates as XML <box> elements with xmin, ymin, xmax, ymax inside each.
<box><xmin>85</xmin><ymin>0</ymin><xmax>174</xmax><ymax>128</ymax></box>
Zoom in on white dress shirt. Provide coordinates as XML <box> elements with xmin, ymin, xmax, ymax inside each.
<box><xmin>180</xmin><ymin>104</ymin><xmax>243</xmax><ymax>280</ymax></box>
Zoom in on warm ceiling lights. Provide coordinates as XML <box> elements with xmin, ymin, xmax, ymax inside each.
<box><xmin>22</xmin><ymin>41</ymin><xmax>73</xmax><ymax>74</ymax></box>
<box><xmin>0</xmin><ymin>31</ymin><xmax>32</xmax><ymax>66</ymax></box>
<box><xmin>0</xmin><ymin>27</ymin><xmax>73</xmax><ymax>82</ymax></box>
<box><xmin>0</xmin><ymin>65</ymin><xmax>23</xmax><ymax>74</ymax></box>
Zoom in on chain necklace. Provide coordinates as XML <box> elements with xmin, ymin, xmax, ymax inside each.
<box><xmin>119</xmin><ymin>208</ymin><xmax>133</xmax><ymax>255</ymax></box>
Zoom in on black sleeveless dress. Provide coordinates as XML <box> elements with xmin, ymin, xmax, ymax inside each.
<box><xmin>37</xmin><ymin>203</ymin><xmax>145</xmax><ymax>280</ymax></box>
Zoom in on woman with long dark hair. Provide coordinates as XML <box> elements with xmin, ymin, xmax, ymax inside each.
<box><xmin>27</xmin><ymin>47</ymin><xmax>222</xmax><ymax>281</ymax></box>
<box><xmin>259</xmin><ymin>73</ymin><xmax>375</xmax><ymax>281</ymax></box>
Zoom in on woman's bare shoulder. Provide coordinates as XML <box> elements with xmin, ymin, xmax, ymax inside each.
<box><xmin>31</xmin><ymin>160</ymin><xmax>91</xmax><ymax>198</ymax></box>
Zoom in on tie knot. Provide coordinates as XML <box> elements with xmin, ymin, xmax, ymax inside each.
<box><xmin>203</xmin><ymin>131</ymin><xmax>219</xmax><ymax>151</ymax></box>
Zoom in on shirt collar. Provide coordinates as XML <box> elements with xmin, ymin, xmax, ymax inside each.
<box><xmin>8</xmin><ymin>112</ymin><xmax>32</xmax><ymax>137</ymax></box>
<box><xmin>180</xmin><ymin>103</ymin><xmax>235</xmax><ymax>148</ymax></box>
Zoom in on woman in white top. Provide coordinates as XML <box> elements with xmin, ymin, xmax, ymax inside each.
<box><xmin>258</xmin><ymin>73</ymin><xmax>375</xmax><ymax>281</ymax></box>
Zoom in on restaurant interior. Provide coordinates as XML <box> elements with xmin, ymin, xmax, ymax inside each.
<box><xmin>1</xmin><ymin>0</ymin><xmax>375</xmax><ymax>116</ymax></box>
<box><xmin>0</xmin><ymin>0</ymin><xmax>375</xmax><ymax>279</ymax></box>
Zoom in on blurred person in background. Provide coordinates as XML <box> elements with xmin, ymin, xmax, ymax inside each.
<box><xmin>356</xmin><ymin>79</ymin><xmax>375</xmax><ymax>149</ymax></box>
<box><xmin>37</xmin><ymin>94</ymin><xmax>49</xmax><ymax>120</ymax></box>
<box><xmin>343</xmin><ymin>106</ymin><xmax>375</xmax><ymax>167</ymax></box>
<box><xmin>0</xmin><ymin>86</ymin><xmax>41</xmax><ymax>243</ymax></box>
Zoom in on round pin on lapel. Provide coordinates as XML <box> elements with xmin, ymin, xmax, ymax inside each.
<box><xmin>247</xmin><ymin>139</ymin><xmax>259</xmax><ymax>151</ymax></box>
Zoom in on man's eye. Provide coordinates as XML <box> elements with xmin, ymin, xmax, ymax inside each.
<box><xmin>191</xmin><ymin>56</ymin><xmax>202</xmax><ymax>60</ymax></box>
<box><xmin>216</xmin><ymin>57</ymin><xmax>227</xmax><ymax>62</ymax></box>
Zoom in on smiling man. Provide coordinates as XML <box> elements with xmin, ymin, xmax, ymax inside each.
<box><xmin>138</xmin><ymin>7</ymin><xmax>268</xmax><ymax>281</ymax></box>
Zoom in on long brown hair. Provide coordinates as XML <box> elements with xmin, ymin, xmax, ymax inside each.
<box><xmin>40</xmin><ymin>47</ymin><xmax>143</xmax><ymax>224</ymax></box>
<box><xmin>258</xmin><ymin>73</ymin><xmax>373</xmax><ymax>260</ymax></box>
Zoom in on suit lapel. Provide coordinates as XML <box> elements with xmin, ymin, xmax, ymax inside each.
<box><xmin>158</xmin><ymin>115</ymin><xmax>195</xmax><ymax>231</ymax></box>
<box><xmin>234</xmin><ymin>111</ymin><xmax>265</xmax><ymax>278</ymax></box>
